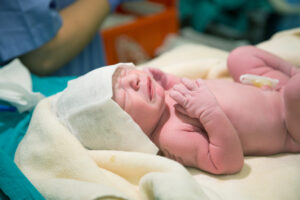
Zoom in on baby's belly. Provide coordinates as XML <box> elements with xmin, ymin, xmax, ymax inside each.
<box><xmin>230</xmin><ymin>111</ymin><xmax>286</xmax><ymax>155</ymax></box>
<box><xmin>207</xmin><ymin>80</ymin><xmax>287</xmax><ymax>155</ymax></box>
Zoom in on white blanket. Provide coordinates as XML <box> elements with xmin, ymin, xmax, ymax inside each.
<box><xmin>140</xmin><ymin>28</ymin><xmax>300</xmax><ymax>200</ymax></box>
<box><xmin>15</xmin><ymin>28</ymin><xmax>300</xmax><ymax>200</ymax></box>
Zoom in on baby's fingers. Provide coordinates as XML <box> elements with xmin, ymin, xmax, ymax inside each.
<box><xmin>182</xmin><ymin>78</ymin><xmax>205</xmax><ymax>90</ymax></box>
<box><xmin>174</xmin><ymin>104</ymin><xmax>189</xmax><ymax>116</ymax></box>
<box><xmin>169</xmin><ymin>90</ymin><xmax>186</xmax><ymax>106</ymax></box>
<box><xmin>172</xmin><ymin>82</ymin><xmax>190</xmax><ymax>95</ymax></box>
<box><xmin>195</xmin><ymin>78</ymin><xmax>205</xmax><ymax>87</ymax></box>
<box><xmin>181</xmin><ymin>78</ymin><xmax>205</xmax><ymax>91</ymax></box>
<box><xmin>181</xmin><ymin>78</ymin><xmax>196</xmax><ymax>90</ymax></box>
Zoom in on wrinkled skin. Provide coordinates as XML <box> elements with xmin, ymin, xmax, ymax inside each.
<box><xmin>113</xmin><ymin>46</ymin><xmax>300</xmax><ymax>174</ymax></box>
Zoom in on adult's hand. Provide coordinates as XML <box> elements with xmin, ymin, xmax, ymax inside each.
<box><xmin>20</xmin><ymin>0</ymin><xmax>110</xmax><ymax>76</ymax></box>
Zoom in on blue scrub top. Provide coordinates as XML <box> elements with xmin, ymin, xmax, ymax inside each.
<box><xmin>0</xmin><ymin>0</ymin><xmax>106</xmax><ymax>76</ymax></box>
<box><xmin>0</xmin><ymin>0</ymin><xmax>106</xmax><ymax>198</ymax></box>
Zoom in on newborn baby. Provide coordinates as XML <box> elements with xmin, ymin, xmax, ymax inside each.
<box><xmin>111</xmin><ymin>46</ymin><xmax>300</xmax><ymax>174</ymax></box>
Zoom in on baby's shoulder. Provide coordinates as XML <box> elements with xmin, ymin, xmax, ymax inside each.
<box><xmin>164</xmin><ymin>97</ymin><xmax>202</xmax><ymax>133</ymax></box>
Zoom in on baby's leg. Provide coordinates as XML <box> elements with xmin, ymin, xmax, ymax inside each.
<box><xmin>284</xmin><ymin>73</ymin><xmax>300</xmax><ymax>151</ymax></box>
<box><xmin>227</xmin><ymin>46</ymin><xmax>296</xmax><ymax>88</ymax></box>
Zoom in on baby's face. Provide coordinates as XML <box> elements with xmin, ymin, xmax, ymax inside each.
<box><xmin>112</xmin><ymin>67</ymin><xmax>166</xmax><ymax>135</ymax></box>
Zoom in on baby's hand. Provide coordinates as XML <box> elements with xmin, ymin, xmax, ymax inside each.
<box><xmin>169</xmin><ymin>78</ymin><xmax>219</xmax><ymax>120</ymax></box>
<box><xmin>143</xmin><ymin>67</ymin><xmax>174</xmax><ymax>90</ymax></box>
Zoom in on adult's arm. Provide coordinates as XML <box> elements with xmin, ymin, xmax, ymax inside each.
<box><xmin>20</xmin><ymin>0</ymin><xmax>110</xmax><ymax>76</ymax></box>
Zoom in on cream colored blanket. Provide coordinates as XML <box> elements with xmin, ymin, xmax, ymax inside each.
<box><xmin>140</xmin><ymin>28</ymin><xmax>300</xmax><ymax>200</ymax></box>
<box><xmin>15</xmin><ymin>28</ymin><xmax>300</xmax><ymax>200</ymax></box>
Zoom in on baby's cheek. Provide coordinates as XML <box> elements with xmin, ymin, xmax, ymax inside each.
<box><xmin>156</xmin><ymin>84</ymin><xmax>165</xmax><ymax>98</ymax></box>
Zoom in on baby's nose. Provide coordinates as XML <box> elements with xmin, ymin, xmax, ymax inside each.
<box><xmin>130</xmin><ymin>76</ymin><xmax>140</xmax><ymax>90</ymax></box>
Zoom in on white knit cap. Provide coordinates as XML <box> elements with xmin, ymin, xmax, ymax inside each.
<box><xmin>52</xmin><ymin>63</ymin><xmax>158</xmax><ymax>154</ymax></box>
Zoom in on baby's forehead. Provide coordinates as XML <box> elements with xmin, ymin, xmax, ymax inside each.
<box><xmin>114</xmin><ymin>66</ymin><xmax>143</xmax><ymax>77</ymax></box>
<box><xmin>112</xmin><ymin>67</ymin><xmax>136</xmax><ymax>86</ymax></box>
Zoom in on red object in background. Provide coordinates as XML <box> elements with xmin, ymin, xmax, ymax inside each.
<box><xmin>101</xmin><ymin>0</ymin><xmax>179</xmax><ymax>65</ymax></box>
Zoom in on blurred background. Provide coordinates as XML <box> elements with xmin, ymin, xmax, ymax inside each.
<box><xmin>100</xmin><ymin>0</ymin><xmax>300</xmax><ymax>65</ymax></box>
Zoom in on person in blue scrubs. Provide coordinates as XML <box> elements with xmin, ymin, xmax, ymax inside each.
<box><xmin>0</xmin><ymin>0</ymin><xmax>142</xmax><ymax>199</ymax></box>
<box><xmin>0</xmin><ymin>0</ymin><xmax>140</xmax><ymax>76</ymax></box>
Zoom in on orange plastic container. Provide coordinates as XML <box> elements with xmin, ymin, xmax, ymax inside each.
<box><xmin>101</xmin><ymin>0</ymin><xmax>179</xmax><ymax>65</ymax></box>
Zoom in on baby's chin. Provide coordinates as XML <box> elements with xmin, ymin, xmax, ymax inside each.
<box><xmin>157</xmin><ymin>86</ymin><xmax>167</xmax><ymax>114</ymax></box>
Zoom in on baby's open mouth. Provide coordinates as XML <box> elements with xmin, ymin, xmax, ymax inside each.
<box><xmin>148</xmin><ymin>77</ymin><xmax>153</xmax><ymax>101</ymax></box>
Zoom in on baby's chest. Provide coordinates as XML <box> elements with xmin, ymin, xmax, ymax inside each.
<box><xmin>211</xmin><ymin>83</ymin><xmax>282</xmax><ymax>126</ymax></box>
<box><xmin>154</xmin><ymin>117</ymin><xmax>206</xmax><ymax>151</ymax></box>
<box><xmin>165</xmin><ymin>110</ymin><xmax>205</xmax><ymax>136</ymax></box>
<box><xmin>216</xmin><ymin>90</ymin><xmax>286</xmax><ymax>152</ymax></box>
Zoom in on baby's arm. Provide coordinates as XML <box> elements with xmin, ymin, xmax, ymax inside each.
<box><xmin>158</xmin><ymin>126</ymin><xmax>228</xmax><ymax>174</ymax></box>
<box><xmin>284</xmin><ymin>73</ymin><xmax>300</xmax><ymax>144</ymax></box>
<box><xmin>228</xmin><ymin>46</ymin><xmax>300</xmax><ymax>144</ymax></box>
<box><xmin>169</xmin><ymin>78</ymin><xmax>244</xmax><ymax>174</ymax></box>
<box><xmin>227</xmin><ymin>46</ymin><xmax>298</xmax><ymax>88</ymax></box>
